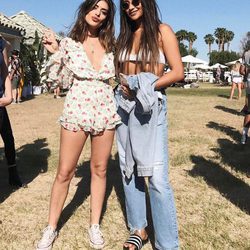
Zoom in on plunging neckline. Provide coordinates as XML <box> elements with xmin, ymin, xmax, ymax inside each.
<box><xmin>81</xmin><ymin>44</ymin><xmax>107</xmax><ymax>73</ymax></box>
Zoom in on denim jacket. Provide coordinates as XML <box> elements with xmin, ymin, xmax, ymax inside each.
<box><xmin>116</xmin><ymin>72</ymin><xmax>160</xmax><ymax>178</ymax></box>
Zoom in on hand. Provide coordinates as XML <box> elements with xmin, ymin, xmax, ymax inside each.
<box><xmin>121</xmin><ymin>84</ymin><xmax>134</xmax><ymax>99</ymax></box>
<box><xmin>42</xmin><ymin>29</ymin><xmax>59</xmax><ymax>54</ymax></box>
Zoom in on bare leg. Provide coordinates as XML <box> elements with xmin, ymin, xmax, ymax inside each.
<box><xmin>244</xmin><ymin>114</ymin><xmax>250</xmax><ymax>127</ymax></box>
<box><xmin>48</xmin><ymin>127</ymin><xmax>89</xmax><ymax>229</ymax></box>
<box><xmin>89</xmin><ymin>129</ymin><xmax>115</xmax><ymax>225</ymax></box>
<box><xmin>229</xmin><ymin>82</ymin><xmax>236</xmax><ymax>99</ymax></box>
<box><xmin>237</xmin><ymin>83</ymin><xmax>242</xmax><ymax>99</ymax></box>
<box><xmin>54</xmin><ymin>86</ymin><xmax>60</xmax><ymax>98</ymax></box>
<box><xmin>12</xmin><ymin>89</ymin><xmax>17</xmax><ymax>102</ymax></box>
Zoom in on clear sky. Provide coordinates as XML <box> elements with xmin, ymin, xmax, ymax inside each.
<box><xmin>1</xmin><ymin>0</ymin><xmax>249</xmax><ymax>61</ymax></box>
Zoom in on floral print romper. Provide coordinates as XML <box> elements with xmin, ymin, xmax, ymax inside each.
<box><xmin>47</xmin><ymin>37</ymin><xmax>121</xmax><ymax>135</ymax></box>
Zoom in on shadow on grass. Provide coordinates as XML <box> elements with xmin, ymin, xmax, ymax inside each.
<box><xmin>57</xmin><ymin>154</ymin><xmax>156</xmax><ymax>248</ymax></box>
<box><xmin>206</xmin><ymin>121</ymin><xmax>250</xmax><ymax>174</ymax></box>
<box><xmin>20</xmin><ymin>95</ymin><xmax>36</xmax><ymax>103</ymax></box>
<box><xmin>189</xmin><ymin>120</ymin><xmax>250</xmax><ymax>214</ymax></box>
<box><xmin>189</xmin><ymin>155</ymin><xmax>250</xmax><ymax>215</ymax></box>
<box><xmin>58</xmin><ymin>153</ymin><xmax>127</xmax><ymax>232</ymax></box>
<box><xmin>214</xmin><ymin>105</ymin><xmax>242</xmax><ymax>116</ymax></box>
<box><xmin>207</xmin><ymin>121</ymin><xmax>239</xmax><ymax>142</ymax></box>
<box><xmin>217</xmin><ymin>94</ymin><xmax>229</xmax><ymax>99</ymax></box>
<box><xmin>0</xmin><ymin>138</ymin><xmax>50</xmax><ymax>203</ymax></box>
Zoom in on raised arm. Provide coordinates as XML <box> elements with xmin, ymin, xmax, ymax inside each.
<box><xmin>155</xmin><ymin>24</ymin><xmax>184</xmax><ymax>89</ymax></box>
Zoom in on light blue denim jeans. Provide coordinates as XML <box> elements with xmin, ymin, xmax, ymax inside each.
<box><xmin>116</xmin><ymin>94</ymin><xmax>179</xmax><ymax>250</ymax></box>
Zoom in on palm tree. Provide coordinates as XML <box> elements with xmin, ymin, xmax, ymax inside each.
<box><xmin>187</xmin><ymin>32</ymin><xmax>197</xmax><ymax>52</ymax></box>
<box><xmin>214</xmin><ymin>27</ymin><xmax>227</xmax><ymax>52</ymax></box>
<box><xmin>175</xmin><ymin>29</ymin><xmax>188</xmax><ymax>42</ymax></box>
<box><xmin>204</xmin><ymin>34</ymin><xmax>215</xmax><ymax>54</ymax></box>
<box><xmin>225</xmin><ymin>30</ymin><xmax>234</xmax><ymax>51</ymax></box>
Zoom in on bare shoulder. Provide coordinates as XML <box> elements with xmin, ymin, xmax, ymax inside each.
<box><xmin>159</xmin><ymin>23</ymin><xmax>175</xmax><ymax>36</ymax></box>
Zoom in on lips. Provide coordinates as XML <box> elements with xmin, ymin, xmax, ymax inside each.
<box><xmin>92</xmin><ymin>17</ymin><xmax>100</xmax><ymax>22</ymax></box>
<box><xmin>129</xmin><ymin>11</ymin><xmax>137</xmax><ymax>16</ymax></box>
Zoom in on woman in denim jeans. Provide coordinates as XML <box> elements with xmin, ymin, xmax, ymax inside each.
<box><xmin>0</xmin><ymin>36</ymin><xmax>23</xmax><ymax>187</ymax></box>
<box><xmin>114</xmin><ymin>0</ymin><xmax>184</xmax><ymax>249</ymax></box>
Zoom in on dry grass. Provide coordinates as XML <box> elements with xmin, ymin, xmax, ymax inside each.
<box><xmin>0</xmin><ymin>84</ymin><xmax>250</xmax><ymax>250</ymax></box>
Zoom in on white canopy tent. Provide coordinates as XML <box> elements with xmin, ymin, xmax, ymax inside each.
<box><xmin>194</xmin><ymin>64</ymin><xmax>211</xmax><ymax>70</ymax></box>
<box><xmin>182</xmin><ymin>55</ymin><xmax>208</xmax><ymax>65</ymax></box>
<box><xmin>225</xmin><ymin>58</ymin><xmax>243</xmax><ymax>66</ymax></box>
<box><xmin>210</xmin><ymin>63</ymin><xmax>227</xmax><ymax>69</ymax></box>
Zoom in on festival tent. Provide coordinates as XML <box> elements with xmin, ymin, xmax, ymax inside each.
<box><xmin>225</xmin><ymin>58</ymin><xmax>243</xmax><ymax>66</ymax></box>
<box><xmin>182</xmin><ymin>55</ymin><xmax>208</xmax><ymax>65</ymax></box>
<box><xmin>194</xmin><ymin>64</ymin><xmax>211</xmax><ymax>70</ymax></box>
<box><xmin>210</xmin><ymin>63</ymin><xmax>227</xmax><ymax>69</ymax></box>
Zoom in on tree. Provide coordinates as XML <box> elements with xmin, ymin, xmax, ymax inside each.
<box><xmin>189</xmin><ymin>48</ymin><xmax>198</xmax><ymax>57</ymax></box>
<box><xmin>204</xmin><ymin>34</ymin><xmax>215</xmax><ymax>54</ymax></box>
<box><xmin>187</xmin><ymin>32</ymin><xmax>197</xmax><ymax>52</ymax></box>
<box><xmin>214</xmin><ymin>27</ymin><xmax>227</xmax><ymax>52</ymax></box>
<box><xmin>175</xmin><ymin>29</ymin><xmax>188</xmax><ymax>42</ymax></box>
<box><xmin>225</xmin><ymin>30</ymin><xmax>234</xmax><ymax>51</ymax></box>
<box><xmin>178</xmin><ymin>42</ymin><xmax>188</xmax><ymax>57</ymax></box>
<box><xmin>209</xmin><ymin>50</ymin><xmax>239</xmax><ymax>65</ymax></box>
<box><xmin>240</xmin><ymin>31</ymin><xmax>250</xmax><ymax>53</ymax></box>
<box><xmin>20</xmin><ymin>31</ymin><xmax>45</xmax><ymax>86</ymax></box>
<box><xmin>58</xmin><ymin>31</ymin><xmax>66</xmax><ymax>38</ymax></box>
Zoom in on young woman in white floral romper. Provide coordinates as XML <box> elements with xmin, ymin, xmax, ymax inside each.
<box><xmin>37</xmin><ymin>1</ymin><xmax>120</xmax><ymax>249</ymax></box>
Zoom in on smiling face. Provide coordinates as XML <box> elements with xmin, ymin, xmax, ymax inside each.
<box><xmin>85</xmin><ymin>0</ymin><xmax>109</xmax><ymax>30</ymax></box>
<box><xmin>122</xmin><ymin>0</ymin><xmax>143</xmax><ymax>21</ymax></box>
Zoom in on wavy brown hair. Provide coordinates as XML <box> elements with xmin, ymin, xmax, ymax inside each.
<box><xmin>68</xmin><ymin>0</ymin><xmax>115</xmax><ymax>52</ymax></box>
<box><xmin>115</xmin><ymin>0</ymin><xmax>162</xmax><ymax>74</ymax></box>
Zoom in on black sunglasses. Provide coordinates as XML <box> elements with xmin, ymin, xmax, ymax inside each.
<box><xmin>122</xmin><ymin>0</ymin><xmax>141</xmax><ymax>10</ymax></box>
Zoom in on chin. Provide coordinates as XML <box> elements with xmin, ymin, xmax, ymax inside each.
<box><xmin>129</xmin><ymin>13</ymin><xmax>143</xmax><ymax>21</ymax></box>
<box><xmin>88</xmin><ymin>21</ymin><xmax>101</xmax><ymax>29</ymax></box>
<box><xmin>129</xmin><ymin>16</ymin><xmax>141</xmax><ymax>21</ymax></box>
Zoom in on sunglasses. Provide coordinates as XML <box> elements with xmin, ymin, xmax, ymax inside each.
<box><xmin>122</xmin><ymin>0</ymin><xmax>141</xmax><ymax>10</ymax></box>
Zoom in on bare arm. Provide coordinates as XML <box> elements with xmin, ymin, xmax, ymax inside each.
<box><xmin>0</xmin><ymin>41</ymin><xmax>12</xmax><ymax>106</ymax></box>
<box><xmin>155</xmin><ymin>24</ymin><xmax>184</xmax><ymax>89</ymax></box>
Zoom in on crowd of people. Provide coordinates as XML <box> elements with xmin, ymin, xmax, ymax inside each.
<box><xmin>0</xmin><ymin>0</ymin><xmax>249</xmax><ymax>250</ymax></box>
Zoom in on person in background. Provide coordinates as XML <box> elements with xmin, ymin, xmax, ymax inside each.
<box><xmin>53</xmin><ymin>86</ymin><xmax>61</xmax><ymax>99</ymax></box>
<box><xmin>240</xmin><ymin>46</ymin><xmax>250</xmax><ymax>145</ymax></box>
<box><xmin>9</xmin><ymin>50</ymin><xmax>22</xmax><ymax>103</ymax></box>
<box><xmin>229</xmin><ymin>61</ymin><xmax>243</xmax><ymax>100</ymax></box>
<box><xmin>216</xmin><ymin>65</ymin><xmax>221</xmax><ymax>84</ymax></box>
<box><xmin>115</xmin><ymin>0</ymin><xmax>183</xmax><ymax>249</ymax></box>
<box><xmin>0</xmin><ymin>35</ymin><xmax>24</xmax><ymax>188</ymax></box>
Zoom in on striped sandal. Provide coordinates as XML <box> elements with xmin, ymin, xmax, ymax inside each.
<box><xmin>123</xmin><ymin>234</ymin><xmax>144</xmax><ymax>250</ymax></box>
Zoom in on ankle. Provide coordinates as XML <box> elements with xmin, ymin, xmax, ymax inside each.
<box><xmin>48</xmin><ymin>224</ymin><xmax>57</xmax><ymax>231</ymax></box>
<box><xmin>134</xmin><ymin>229</ymin><xmax>148</xmax><ymax>240</ymax></box>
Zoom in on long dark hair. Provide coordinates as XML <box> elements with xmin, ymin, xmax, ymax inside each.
<box><xmin>69</xmin><ymin>0</ymin><xmax>115</xmax><ymax>52</ymax></box>
<box><xmin>115</xmin><ymin>0</ymin><xmax>162</xmax><ymax>74</ymax></box>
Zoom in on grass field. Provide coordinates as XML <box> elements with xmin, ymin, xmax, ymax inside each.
<box><xmin>0</xmin><ymin>83</ymin><xmax>249</xmax><ymax>250</ymax></box>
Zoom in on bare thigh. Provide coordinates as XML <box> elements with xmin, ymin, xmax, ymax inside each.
<box><xmin>58</xmin><ymin>127</ymin><xmax>89</xmax><ymax>176</ymax></box>
<box><xmin>90</xmin><ymin>129</ymin><xmax>115</xmax><ymax>169</ymax></box>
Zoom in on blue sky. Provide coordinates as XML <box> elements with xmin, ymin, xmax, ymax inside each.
<box><xmin>1</xmin><ymin>0</ymin><xmax>249</xmax><ymax>61</ymax></box>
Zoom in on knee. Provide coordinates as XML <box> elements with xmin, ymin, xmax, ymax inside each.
<box><xmin>91</xmin><ymin>162</ymin><xmax>107</xmax><ymax>179</ymax></box>
<box><xmin>56</xmin><ymin>169</ymin><xmax>74</xmax><ymax>184</ymax></box>
<box><xmin>149</xmin><ymin>177</ymin><xmax>171</xmax><ymax>194</ymax></box>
